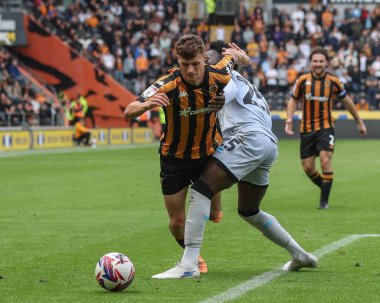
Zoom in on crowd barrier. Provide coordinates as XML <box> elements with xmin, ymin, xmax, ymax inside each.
<box><xmin>0</xmin><ymin>127</ymin><xmax>153</xmax><ymax>151</ymax></box>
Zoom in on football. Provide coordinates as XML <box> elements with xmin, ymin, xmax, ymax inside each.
<box><xmin>95</xmin><ymin>252</ymin><xmax>135</xmax><ymax>291</ymax></box>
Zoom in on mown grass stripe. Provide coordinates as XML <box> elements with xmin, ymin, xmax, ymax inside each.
<box><xmin>200</xmin><ymin>234</ymin><xmax>380</xmax><ymax>303</ymax></box>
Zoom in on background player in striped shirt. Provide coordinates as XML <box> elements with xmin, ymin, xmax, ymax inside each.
<box><xmin>285</xmin><ymin>47</ymin><xmax>367</xmax><ymax>209</ymax></box>
<box><xmin>125</xmin><ymin>35</ymin><xmax>250</xmax><ymax>273</ymax></box>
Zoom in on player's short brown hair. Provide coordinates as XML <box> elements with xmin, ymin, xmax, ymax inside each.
<box><xmin>310</xmin><ymin>46</ymin><xmax>329</xmax><ymax>62</ymax></box>
<box><xmin>175</xmin><ymin>35</ymin><xmax>205</xmax><ymax>59</ymax></box>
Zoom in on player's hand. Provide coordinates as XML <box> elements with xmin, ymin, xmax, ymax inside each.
<box><xmin>209</xmin><ymin>92</ymin><xmax>225</xmax><ymax>112</ymax></box>
<box><xmin>147</xmin><ymin>93</ymin><xmax>169</xmax><ymax>108</ymax></box>
<box><xmin>285</xmin><ymin>121</ymin><xmax>294</xmax><ymax>135</ymax></box>
<box><xmin>358</xmin><ymin>120</ymin><xmax>367</xmax><ymax>136</ymax></box>
<box><xmin>223</xmin><ymin>43</ymin><xmax>250</xmax><ymax>67</ymax></box>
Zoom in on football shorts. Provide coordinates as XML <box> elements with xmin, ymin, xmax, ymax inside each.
<box><xmin>212</xmin><ymin>132</ymin><xmax>278</xmax><ymax>186</ymax></box>
<box><xmin>160</xmin><ymin>155</ymin><xmax>211</xmax><ymax>195</ymax></box>
<box><xmin>300</xmin><ymin>128</ymin><xmax>335</xmax><ymax>159</ymax></box>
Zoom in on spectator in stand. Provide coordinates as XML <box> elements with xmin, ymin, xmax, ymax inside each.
<box><xmin>265</xmin><ymin>62</ymin><xmax>279</xmax><ymax>93</ymax></box>
<box><xmin>356</xmin><ymin>96</ymin><xmax>370</xmax><ymax>111</ymax></box>
<box><xmin>39</xmin><ymin>101</ymin><xmax>52</xmax><ymax>126</ymax></box>
<box><xmin>272</xmin><ymin>25</ymin><xmax>284</xmax><ymax>48</ymax></box>
<box><xmin>365</xmin><ymin>67</ymin><xmax>380</xmax><ymax>109</ymax></box>
<box><xmin>246</xmin><ymin>37</ymin><xmax>260</xmax><ymax>64</ymax></box>
<box><xmin>371</xmin><ymin>55</ymin><xmax>380</xmax><ymax>79</ymax></box>
<box><xmin>204</xmin><ymin>0</ymin><xmax>216</xmax><ymax>25</ymax></box>
<box><xmin>7</xmin><ymin>59</ymin><xmax>23</xmax><ymax>83</ymax></box>
<box><xmin>291</xmin><ymin>5</ymin><xmax>305</xmax><ymax>35</ymax></box>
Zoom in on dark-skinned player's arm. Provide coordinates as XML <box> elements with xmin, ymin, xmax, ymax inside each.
<box><xmin>208</xmin><ymin>91</ymin><xmax>225</xmax><ymax>112</ymax></box>
<box><xmin>223</xmin><ymin>43</ymin><xmax>250</xmax><ymax>67</ymax></box>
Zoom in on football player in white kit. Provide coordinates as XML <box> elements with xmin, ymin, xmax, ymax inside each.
<box><xmin>152</xmin><ymin>42</ymin><xmax>318</xmax><ymax>279</ymax></box>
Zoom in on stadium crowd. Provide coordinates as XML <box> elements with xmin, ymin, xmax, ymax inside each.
<box><xmin>30</xmin><ymin>0</ymin><xmax>380</xmax><ymax>112</ymax></box>
<box><xmin>0</xmin><ymin>48</ymin><xmax>61</xmax><ymax>126</ymax></box>
<box><xmin>1</xmin><ymin>0</ymin><xmax>378</xmax><ymax>127</ymax></box>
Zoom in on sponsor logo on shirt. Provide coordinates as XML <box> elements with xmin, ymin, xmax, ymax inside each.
<box><xmin>305</xmin><ymin>93</ymin><xmax>328</xmax><ymax>102</ymax></box>
<box><xmin>179</xmin><ymin>107</ymin><xmax>212</xmax><ymax>117</ymax></box>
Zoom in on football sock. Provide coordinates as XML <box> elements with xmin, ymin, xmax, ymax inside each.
<box><xmin>181</xmin><ymin>188</ymin><xmax>211</xmax><ymax>268</ymax></box>
<box><xmin>309</xmin><ymin>171</ymin><xmax>322</xmax><ymax>188</ymax></box>
<box><xmin>176</xmin><ymin>239</ymin><xmax>185</xmax><ymax>249</ymax></box>
<box><xmin>239</xmin><ymin>210</ymin><xmax>308</xmax><ymax>260</ymax></box>
<box><xmin>321</xmin><ymin>172</ymin><xmax>334</xmax><ymax>203</ymax></box>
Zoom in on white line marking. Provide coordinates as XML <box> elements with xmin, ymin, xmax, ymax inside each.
<box><xmin>200</xmin><ymin>234</ymin><xmax>380</xmax><ymax>303</ymax></box>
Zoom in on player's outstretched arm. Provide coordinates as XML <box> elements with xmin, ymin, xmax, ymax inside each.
<box><xmin>223</xmin><ymin>43</ymin><xmax>250</xmax><ymax>67</ymax></box>
<box><xmin>341</xmin><ymin>96</ymin><xmax>367</xmax><ymax>136</ymax></box>
<box><xmin>124</xmin><ymin>93</ymin><xmax>169</xmax><ymax>119</ymax></box>
<box><xmin>285</xmin><ymin>97</ymin><xmax>297</xmax><ymax>135</ymax></box>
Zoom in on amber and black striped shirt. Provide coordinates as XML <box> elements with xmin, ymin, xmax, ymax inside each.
<box><xmin>138</xmin><ymin>55</ymin><xmax>234</xmax><ymax>159</ymax></box>
<box><xmin>291</xmin><ymin>72</ymin><xmax>347</xmax><ymax>133</ymax></box>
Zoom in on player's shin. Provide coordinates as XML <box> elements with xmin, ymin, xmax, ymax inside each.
<box><xmin>309</xmin><ymin>171</ymin><xmax>322</xmax><ymax>188</ymax></box>
<box><xmin>320</xmin><ymin>172</ymin><xmax>333</xmax><ymax>206</ymax></box>
<box><xmin>182</xmin><ymin>186</ymin><xmax>212</xmax><ymax>269</ymax></box>
<box><xmin>238</xmin><ymin>210</ymin><xmax>308</xmax><ymax>260</ymax></box>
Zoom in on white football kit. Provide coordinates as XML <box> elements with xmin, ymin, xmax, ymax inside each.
<box><xmin>213</xmin><ymin>70</ymin><xmax>278</xmax><ymax>186</ymax></box>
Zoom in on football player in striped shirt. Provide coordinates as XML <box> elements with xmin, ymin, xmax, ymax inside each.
<box><xmin>285</xmin><ymin>47</ymin><xmax>367</xmax><ymax>209</ymax></box>
<box><xmin>125</xmin><ymin>35</ymin><xmax>250</xmax><ymax>273</ymax></box>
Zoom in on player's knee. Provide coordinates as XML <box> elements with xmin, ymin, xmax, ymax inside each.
<box><xmin>237</xmin><ymin>207</ymin><xmax>260</xmax><ymax>217</ymax></box>
<box><xmin>169</xmin><ymin>218</ymin><xmax>185</xmax><ymax>231</ymax></box>
<box><xmin>320</xmin><ymin>157</ymin><xmax>331</xmax><ymax>170</ymax></box>
<box><xmin>192</xmin><ymin>179</ymin><xmax>214</xmax><ymax>200</ymax></box>
<box><xmin>303</xmin><ymin>165</ymin><xmax>315</xmax><ymax>176</ymax></box>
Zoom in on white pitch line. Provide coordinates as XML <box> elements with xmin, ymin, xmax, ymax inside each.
<box><xmin>200</xmin><ymin>234</ymin><xmax>380</xmax><ymax>303</ymax></box>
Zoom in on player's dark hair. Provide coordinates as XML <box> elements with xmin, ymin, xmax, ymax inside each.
<box><xmin>209</xmin><ymin>40</ymin><xmax>239</xmax><ymax>70</ymax></box>
<box><xmin>310</xmin><ymin>47</ymin><xmax>329</xmax><ymax>62</ymax></box>
<box><xmin>209</xmin><ymin>40</ymin><xmax>228</xmax><ymax>54</ymax></box>
<box><xmin>175</xmin><ymin>35</ymin><xmax>205</xmax><ymax>59</ymax></box>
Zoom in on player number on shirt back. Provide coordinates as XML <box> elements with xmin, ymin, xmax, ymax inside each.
<box><xmin>236</xmin><ymin>75</ymin><xmax>270</xmax><ymax>115</ymax></box>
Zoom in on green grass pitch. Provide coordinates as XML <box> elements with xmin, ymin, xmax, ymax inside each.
<box><xmin>1</xmin><ymin>140</ymin><xmax>379</xmax><ymax>303</ymax></box>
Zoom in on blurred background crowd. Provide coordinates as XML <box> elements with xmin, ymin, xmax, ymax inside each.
<box><xmin>1</xmin><ymin>0</ymin><xmax>380</xmax><ymax>127</ymax></box>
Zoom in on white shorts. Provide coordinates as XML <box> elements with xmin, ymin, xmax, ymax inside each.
<box><xmin>212</xmin><ymin>132</ymin><xmax>278</xmax><ymax>186</ymax></box>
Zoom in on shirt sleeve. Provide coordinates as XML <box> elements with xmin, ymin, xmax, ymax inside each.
<box><xmin>291</xmin><ymin>78</ymin><xmax>301</xmax><ymax>99</ymax></box>
<box><xmin>334</xmin><ymin>78</ymin><xmax>348</xmax><ymax>99</ymax></box>
<box><xmin>208</xmin><ymin>54</ymin><xmax>234</xmax><ymax>85</ymax></box>
<box><xmin>137</xmin><ymin>71</ymin><xmax>177</xmax><ymax>102</ymax></box>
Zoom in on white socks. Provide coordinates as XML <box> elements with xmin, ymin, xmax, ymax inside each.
<box><xmin>181</xmin><ymin>188</ymin><xmax>211</xmax><ymax>268</ymax></box>
<box><xmin>240</xmin><ymin>210</ymin><xmax>308</xmax><ymax>260</ymax></box>
<box><xmin>181</xmin><ymin>194</ymin><xmax>309</xmax><ymax>269</ymax></box>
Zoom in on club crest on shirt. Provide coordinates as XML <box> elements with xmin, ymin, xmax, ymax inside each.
<box><xmin>209</xmin><ymin>83</ymin><xmax>218</xmax><ymax>95</ymax></box>
<box><xmin>142</xmin><ymin>85</ymin><xmax>159</xmax><ymax>99</ymax></box>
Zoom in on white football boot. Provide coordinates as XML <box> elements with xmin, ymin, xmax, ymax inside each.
<box><xmin>282</xmin><ymin>253</ymin><xmax>318</xmax><ymax>272</ymax></box>
<box><xmin>152</xmin><ymin>263</ymin><xmax>200</xmax><ymax>279</ymax></box>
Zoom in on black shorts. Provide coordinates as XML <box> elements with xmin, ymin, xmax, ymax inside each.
<box><xmin>160</xmin><ymin>155</ymin><xmax>210</xmax><ymax>195</ymax></box>
<box><xmin>300</xmin><ymin>128</ymin><xmax>335</xmax><ymax>159</ymax></box>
